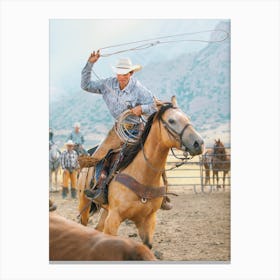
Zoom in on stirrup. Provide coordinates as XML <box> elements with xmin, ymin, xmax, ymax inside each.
<box><xmin>84</xmin><ymin>187</ymin><xmax>108</xmax><ymax>205</ymax></box>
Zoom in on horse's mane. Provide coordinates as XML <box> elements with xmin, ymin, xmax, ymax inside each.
<box><xmin>117</xmin><ymin>102</ymin><xmax>174</xmax><ymax>171</ymax></box>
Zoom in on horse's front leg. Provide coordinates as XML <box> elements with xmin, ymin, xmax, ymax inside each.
<box><xmin>95</xmin><ymin>208</ymin><xmax>108</xmax><ymax>232</ymax></box>
<box><xmin>136</xmin><ymin>212</ymin><xmax>156</xmax><ymax>249</ymax></box>
<box><xmin>212</xmin><ymin>171</ymin><xmax>216</xmax><ymax>190</ymax></box>
<box><xmin>205</xmin><ymin>168</ymin><xmax>210</xmax><ymax>185</ymax></box>
<box><xmin>49</xmin><ymin>170</ymin><xmax>53</xmax><ymax>192</ymax></box>
<box><xmin>217</xmin><ymin>172</ymin><xmax>221</xmax><ymax>190</ymax></box>
<box><xmin>103</xmin><ymin>209</ymin><xmax>122</xmax><ymax>236</ymax></box>
<box><xmin>214</xmin><ymin>171</ymin><xmax>220</xmax><ymax>190</ymax></box>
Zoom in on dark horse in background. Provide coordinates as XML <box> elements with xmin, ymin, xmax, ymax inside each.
<box><xmin>212</xmin><ymin>139</ymin><xmax>230</xmax><ymax>190</ymax></box>
<box><xmin>202</xmin><ymin>139</ymin><xmax>230</xmax><ymax>190</ymax></box>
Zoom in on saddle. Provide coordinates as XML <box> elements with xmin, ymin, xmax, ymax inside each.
<box><xmin>90</xmin><ymin>148</ymin><xmax>121</xmax><ymax>191</ymax></box>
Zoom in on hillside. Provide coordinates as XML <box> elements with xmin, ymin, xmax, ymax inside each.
<box><xmin>50</xmin><ymin>21</ymin><xmax>230</xmax><ymax>149</ymax></box>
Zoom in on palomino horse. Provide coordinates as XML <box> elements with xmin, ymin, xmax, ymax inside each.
<box><xmin>49</xmin><ymin>200</ymin><xmax>155</xmax><ymax>261</ymax></box>
<box><xmin>202</xmin><ymin>148</ymin><xmax>214</xmax><ymax>186</ymax></box>
<box><xmin>212</xmin><ymin>139</ymin><xmax>230</xmax><ymax>190</ymax></box>
<box><xmin>78</xmin><ymin>96</ymin><xmax>204</xmax><ymax>249</ymax></box>
<box><xmin>49</xmin><ymin>144</ymin><xmax>61</xmax><ymax>192</ymax></box>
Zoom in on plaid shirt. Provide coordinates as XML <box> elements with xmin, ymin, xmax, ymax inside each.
<box><xmin>60</xmin><ymin>150</ymin><xmax>79</xmax><ymax>170</ymax></box>
<box><xmin>81</xmin><ymin>62</ymin><xmax>157</xmax><ymax>120</ymax></box>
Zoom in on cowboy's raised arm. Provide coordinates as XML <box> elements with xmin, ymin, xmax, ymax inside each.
<box><xmin>81</xmin><ymin>51</ymin><xmax>106</xmax><ymax>94</ymax></box>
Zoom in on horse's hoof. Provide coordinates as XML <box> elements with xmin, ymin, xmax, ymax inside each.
<box><xmin>154</xmin><ymin>250</ymin><xmax>163</xmax><ymax>260</ymax></box>
<box><xmin>144</xmin><ymin>240</ymin><xmax>152</xmax><ymax>249</ymax></box>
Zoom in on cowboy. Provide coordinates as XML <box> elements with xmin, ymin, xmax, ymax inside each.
<box><xmin>60</xmin><ymin>140</ymin><xmax>80</xmax><ymax>199</ymax></box>
<box><xmin>49</xmin><ymin>128</ymin><xmax>55</xmax><ymax>150</ymax></box>
<box><xmin>80</xmin><ymin>51</ymin><xmax>172</xmax><ymax>210</ymax></box>
<box><xmin>68</xmin><ymin>122</ymin><xmax>88</xmax><ymax>156</ymax></box>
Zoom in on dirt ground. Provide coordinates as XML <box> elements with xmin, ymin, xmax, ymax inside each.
<box><xmin>50</xmin><ymin>186</ymin><xmax>230</xmax><ymax>262</ymax></box>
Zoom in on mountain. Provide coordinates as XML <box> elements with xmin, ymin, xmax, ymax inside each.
<box><xmin>50</xmin><ymin>20</ymin><xmax>230</xmax><ymax>149</ymax></box>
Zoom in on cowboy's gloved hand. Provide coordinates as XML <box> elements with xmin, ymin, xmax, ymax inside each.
<box><xmin>131</xmin><ymin>105</ymin><xmax>142</xmax><ymax>116</ymax></box>
<box><xmin>88</xmin><ymin>50</ymin><xmax>100</xmax><ymax>64</ymax></box>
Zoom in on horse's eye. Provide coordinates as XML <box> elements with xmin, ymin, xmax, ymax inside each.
<box><xmin>168</xmin><ymin>119</ymin><xmax>175</xmax><ymax>124</ymax></box>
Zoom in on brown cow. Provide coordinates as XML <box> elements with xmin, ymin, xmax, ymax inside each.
<box><xmin>49</xmin><ymin>211</ymin><xmax>156</xmax><ymax>261</ymax></box>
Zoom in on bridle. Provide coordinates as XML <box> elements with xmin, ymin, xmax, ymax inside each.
<box><xmin>159</xmin><ymin>114</ymin><xmax>192</xmax><ymax>152</ymax></box>
<box><xmin>141</xmin><ymin>107</ymin><xmax>193</xmax><ymax>173</ymax></box>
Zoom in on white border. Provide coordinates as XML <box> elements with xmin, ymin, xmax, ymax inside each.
<box><xmin>1</xmin><ymin>1</ymin><xmax>279</xmax><ymax>280</ymax></box>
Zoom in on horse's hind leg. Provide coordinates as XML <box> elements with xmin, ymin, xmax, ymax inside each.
<box><xmin>222</xmin><ymin>172</ymin><xmax>227</xmax><ymax>191</ymax></box>
<box><xmin>136</xmin><ymin>212</ymin><xmax>156</xmax><ymax>249</ymax></box>
<box><xmin>78</xmin><ymin>167</ymin><xmax>94</xmax><ymax>226</ymax></box>
<box><xmin>54</xmin><ymin>170</ymin><xmax>58</xmax><ymax>191</ymax></box>
<box><xmin>79</xmin><ymin>194</ymin><xmax>91</xmax><ymax>225</ymax></box>
<box><xmin>49</xmin><ymin>170</ymin><xmax>53</xmax><ymax>192</ymax></box>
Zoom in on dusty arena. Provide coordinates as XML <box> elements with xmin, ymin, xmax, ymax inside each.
<box><xmin>50</xmin><ymin>184</ymin><xmax>230</xmax><ymax>262</ymax></box>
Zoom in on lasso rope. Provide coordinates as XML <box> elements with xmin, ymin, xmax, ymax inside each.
<box><xmin>98</xmin><ymin>29</ymin><xmax>229</xmax><ymax>57</ymax></box>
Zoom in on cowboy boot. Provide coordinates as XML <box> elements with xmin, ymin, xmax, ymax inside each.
<box><xmin>84</xmin><ymin>183</ymin><xmax>108</xmax><ymax>205</ymax></box>
<box><xmin>84</xmin><ymin>172</ymin><xmax>108</xmax><ymax>205</ymax></box>
<box><xmin>62</xmin><ymin>187</ymin><xmax>68</xmax><ymax>199</ymax></box>
<box><xmin>71</xmin><ymin>188</ymin><xmax>77</xmax><ymax>199</ymax></box>
<box><xmin>160</xmin><ymin>196</ymin><xmax>173</xmax><ymax>210</ymax></box>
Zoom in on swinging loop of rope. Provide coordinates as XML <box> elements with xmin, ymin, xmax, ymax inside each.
<box><xmin>98</xmin><ymin>29</ymin><xmax>230</xmax><ymax>57</ymax></box>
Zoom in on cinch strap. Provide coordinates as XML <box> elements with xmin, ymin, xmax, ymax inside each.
<box><xmin>114</xmin><ymin>173</ymin><xmax>166</xmax><ymax>200</ymax></box>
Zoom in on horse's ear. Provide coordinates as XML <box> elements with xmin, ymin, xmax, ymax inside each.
<box><xmin>154</xmin><ymin>97</ymin><xmax>164</xmax><ymax>111</ymax></box>
<box><xmin>171</xmin><ymin>96</ymin><xmax>178</xmax><ymax>107</ymax></box>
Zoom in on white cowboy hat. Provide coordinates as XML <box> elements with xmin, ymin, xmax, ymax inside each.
<box><xmin>112</xmin><ymin>58</ymin><xmax>142</xmax><ymax>75</ymax></box>
<box><xmin>73</xmin><ymin>122</ymin><xmax>80</xmax><ymax>128</ymax></box>
<box><xmin>65</xmin><ymin>140</ymin><xmax>75</xmax><ymax>146</ymax></box>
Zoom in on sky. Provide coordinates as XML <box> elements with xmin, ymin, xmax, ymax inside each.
<box><xmin>49</xmin><ymin>19</ymin><xmax>221</xmax><ymax>96</ymax></box>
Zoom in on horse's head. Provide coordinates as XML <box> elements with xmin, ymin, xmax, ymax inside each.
<box><xmin>213</xmin><ymin>139</ymin><xmax>226</xmax><ymax>157</ymax></box>
<box><xmin>156</xmin><ymin>96</ymin><xmax>204</xmax><ymax>156</ymax></box>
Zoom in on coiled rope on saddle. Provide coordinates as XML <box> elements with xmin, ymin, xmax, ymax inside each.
<box><xmin>114</xmin><ymin>110</ymin><xmax>145</xmax><ymax>144</ymax></box>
